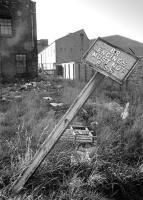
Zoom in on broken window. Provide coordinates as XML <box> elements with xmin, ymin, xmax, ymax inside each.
<box><xmin>16</xmin><ymin>54</ymin><xmax>27</xmax><ymax>74</ymax></box>
<box><xmin>0</xmin><ymin>18</ymin><xmax>12</xmax><ymax>36</ymax></box>
<box><xmin>0</xmin><ymin>4</ymin><xmax>12</xmax><ymax>36</ymax></box>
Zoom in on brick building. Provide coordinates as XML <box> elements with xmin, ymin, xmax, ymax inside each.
<box><xmin>0</xmin><ymin>0</ymin><xmax>38</xmax><ymax>81</ymax></box>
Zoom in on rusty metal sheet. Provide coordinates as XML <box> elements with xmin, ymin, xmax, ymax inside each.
<box><xmin>82</xmin><ymin>38</ymin><xmax>139</xmax><ymax>83</ymax></box>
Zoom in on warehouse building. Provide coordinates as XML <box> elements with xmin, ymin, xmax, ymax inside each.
<box><xmin>38</xmin><ymin>29</ymin><xmax>94</xmax><ymax>81</ymax></box>
<box><xmin>38</xmin><ymin>29</ymin><xmax>143</xmax><ymax>85</ymax></box>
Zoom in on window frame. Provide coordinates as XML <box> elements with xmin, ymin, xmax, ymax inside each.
<box><xmin>0</xmin><ymin>17</ymin><xmax>13</xmax><ymax>37</ymax></box>
<box><xmin>15</xmin><ymin>54</ymin><xmax>27</xmax><ymax>74</ymax></box>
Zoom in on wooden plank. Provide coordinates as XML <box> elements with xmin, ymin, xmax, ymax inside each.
<box><xmin>60</xmin><ymin>130</ymin><xmax>93</xmax><ymax>143</ymax></box>
<box><xmin>11</xmin><ymin>72</ymin><xmax>104</xmax><ymax>194</ymax></box>
<box><xmin>60</xmin><ymin>135</ymin><xmax>93</xmax><ymax>143</ymax></box>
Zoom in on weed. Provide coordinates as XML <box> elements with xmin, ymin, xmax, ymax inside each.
<box><xmin>1</xmin><ymin>78</ymin><xmax>143</xmax><ymax>200</ymax></box>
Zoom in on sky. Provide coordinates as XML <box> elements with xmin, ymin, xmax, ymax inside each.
<box><xmin>35</xmin><ymin>0</ymin><xmax>143</xmax><ymax>44</ymax></box>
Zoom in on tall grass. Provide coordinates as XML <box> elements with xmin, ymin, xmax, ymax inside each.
<box><xmin>62</xmin><ymin>79</ymin><xmax>85</xmax><ymax>105</ymax></box>
<box><xmin>1</xmin><ymin>78</ymin><xmax>143</xmax><ymax>199</ymax></box>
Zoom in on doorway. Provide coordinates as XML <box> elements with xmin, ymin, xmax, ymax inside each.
<box><xmin>56</xmin><ymin>65</ymin><xmax>63</xmax><ymax>76</ymax></box>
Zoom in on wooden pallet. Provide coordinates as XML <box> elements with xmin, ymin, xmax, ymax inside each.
<box><xmin>60</xmin><ymin>128</ymin><xmax>95</xmax><ymax>143</ymax></box>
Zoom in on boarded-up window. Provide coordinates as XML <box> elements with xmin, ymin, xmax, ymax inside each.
<box><xmin>0</xmin><ymin>18</ymin><xmax>12</xmax><ymax>36</ymax></box>
<box><xmin>16</xmin><ymin>54</ymin><xmax>27</xmax><ymax>74</ymax></box>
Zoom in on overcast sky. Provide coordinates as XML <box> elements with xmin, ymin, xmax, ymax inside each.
<box><xmin>35</xmin><ymin>0</ymin><xmax>143</xmax><ymax>44</ymax></box>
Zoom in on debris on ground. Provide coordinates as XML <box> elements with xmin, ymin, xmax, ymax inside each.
<box><xmin>42</xmin><ymin>96</ymin><xmax>53</xmax><ymax>101</ymax></box>
<box><xmin>0</xmin><ymin>112</ymin><xmax>5</xmax><ymax>123</ymax></box>
<box><xmin>31</xmin><ymin>82</ymin><xmax>37</xmax><ymax>87</ymax></box>
<box><xmin>121</xmin><ymin>102</ymin><xmax>129</xmax><ymax>120</ymax></box>
<box><xmin>103</xmin><ymin>101</ymin><xmax>129</xmax><ymax>119</ymax></box>
<box><xmin>104</xmin><ymin>101</ymin><xmax>124</xmax><ymax>112</ymax></box>
<box><xmin>14</xmin><ymin>95</ymin><xmax>22</xmax><ymax>99</ymax></box>
<box><xmin>50</xmin><ymin>102</ymin><xmax>64</xmax><ymax>107</ymax></box>
<box><xmin>90</xmin><ymin>121</ymin><xmax>98</xmax><ymax>130</ymax></box>
<box><xmin>0</xmin><ymin>78</ymin><xmax>65</xmax><ymax>104</ymax></box>
<box><xmin>94</xmin><ymin>101</ymin><xmax>130</xmax><ymax>120</ymax></box>
<box><xmin>19</xmin><ymin>83</ymin><xmax>29</xmax><ymax>90</ymax></box>
<box><xmin>61</xmin><ymin>125</ymin><xmax>94</xmax><ymax>144</ymax></box>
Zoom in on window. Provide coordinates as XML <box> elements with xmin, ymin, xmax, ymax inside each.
<box><xmin>0</xmin><ymin>18</ymin><xmax>12</xmax><ymax>36</ymax></box>
<box><xmin>16</xmin><ymin>54</ymin><xmax>27</xmax><ymax>74</ymax></box>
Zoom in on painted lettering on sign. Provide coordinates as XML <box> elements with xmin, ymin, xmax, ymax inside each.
<box><xmin>83</xmin><ymin>39</ymin><xmax>138</xmax><ymax>83</ymax></box>
<box><xmin>91</xmin><ymin>47</ymin><xmax>127</xmax><ymax>74</ymax></box>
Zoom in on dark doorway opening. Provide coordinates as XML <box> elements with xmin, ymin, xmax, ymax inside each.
<box><xmin>56</xmin><ymin>65</ymin><xmax>63</xmax><ymax>76</ymax></box>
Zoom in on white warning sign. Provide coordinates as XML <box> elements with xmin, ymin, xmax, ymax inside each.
<box><xmin>83</xmin><ymin>38</ymin><xmax>139</xmax><ymax>83</ymax></box>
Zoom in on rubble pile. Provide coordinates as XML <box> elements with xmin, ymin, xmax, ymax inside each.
<box><xmin>0</xmin><ymin>80</ymin><xmax>64</xmax><ymax>107</ymax></box>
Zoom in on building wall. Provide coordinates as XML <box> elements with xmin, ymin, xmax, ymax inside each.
<box><xmin>0</xmin><ymin>0</ymin><xmax>38</xmax><ymax>81</ymax></box>
<box><xmin>37</xmin><ymin>39</ymin><xmax>48</xmax><ymax>53</ymax></box>
<box><xmin>56</xmin><ymin>30</ymin><xmax>89</xmax><ymax>64</ymax></box>
<box><xmin>76</xmin><ymin>63</ymin><xmax>94</xmax><ymax>81</ymax></box>
<box><xmin>62</xmin><ymin>62</ymin><xmax>74</xmax><ymax>80</ymax></box>
<box><xmin>38</xmin><ymin>29</ymin><xmax>90</xmax><ymax>79</ymax></box>
<box><xmin>61</xmin><ymin>62</ymin><xmax>94</xmax><ymax>81</ymax></box>
<box><xmin>38</xmin><ymin>41</ymin><xmax>56</xmax><ymax>71</ymax></box>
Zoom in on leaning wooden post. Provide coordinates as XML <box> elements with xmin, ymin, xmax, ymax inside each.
<box><xmin>12</xmin><ymin>71</ymin><xmax>104</xmax><ymax>194</ymax></box>
<box><xmin>11</xmin><ymin>37</ymin><xmax>139</xmax><ymax>194</ymax></box>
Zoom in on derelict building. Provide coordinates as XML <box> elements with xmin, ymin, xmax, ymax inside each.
<box><xmin>0</xmin><ymin>0</ymin><xmax>38</xmax><ymax>81</ymax></box>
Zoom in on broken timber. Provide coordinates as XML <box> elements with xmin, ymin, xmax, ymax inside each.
<box><xmin>11</xmin><ymin>37</ymin><xmax>139</xmax><ymax>194</ymax></box>
<box><xmin>12</xmin><ymin>71</ymin><xmax>104</xmax><ymax>194</ymax></box>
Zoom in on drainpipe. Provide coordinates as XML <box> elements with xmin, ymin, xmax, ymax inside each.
<box><xmin>0</xmin><ymin>53</ymin><xmax>2</xmax><ymax>100</ymax></box>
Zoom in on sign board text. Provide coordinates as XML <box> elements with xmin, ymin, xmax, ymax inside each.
<box><xmin>83</xmin><ymin>38</ymin><xmax>139</xmax><ymax>83</ymax></box>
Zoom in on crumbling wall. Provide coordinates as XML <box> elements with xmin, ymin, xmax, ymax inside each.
<box><xmin>0</xmin><ymin>0</ymin><xmax>37</xmax><ymax>81</ymax></box>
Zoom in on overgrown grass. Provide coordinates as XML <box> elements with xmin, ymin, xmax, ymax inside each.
<box><xmin>62</xmin><ymin>79</ymin><xmax>85</xmax><ymax>105</ymax></box>
<box><xmin>1</xmin><ymin>78</ymin><xmax>143</xmax><ymax>199</ymax></box>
